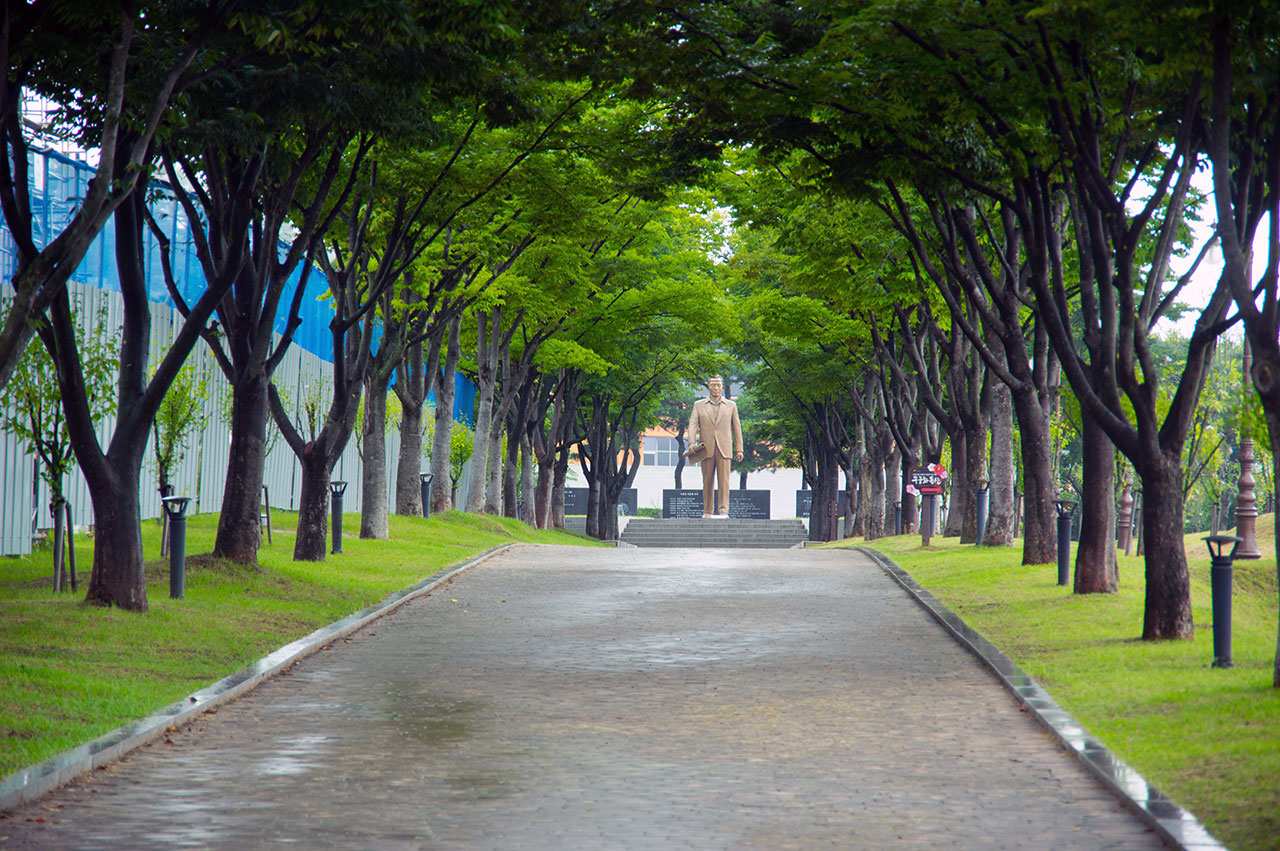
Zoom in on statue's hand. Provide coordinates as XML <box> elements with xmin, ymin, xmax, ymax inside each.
<box><xmin>734</xmin><ymin>452</ymin><xmax>743</xmax><ymax>462</ymax></box>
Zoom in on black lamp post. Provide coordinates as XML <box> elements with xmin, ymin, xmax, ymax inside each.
<box><xmin>974</xmin><ymin>477</ymin><xmax>990</xmax><ymax>546</ymax></box>
<box><xmin>1054</xmin><ymin>498</ymin><xmax>1078</xmax><ymax>587</ymax></box>
<box><xmin>329</xmin><ymin>481</ymin><xmax>348</xmax><ymax>554</ymax></box>
<box><xmin>893</xmin><ymin>500</ymin><xmax>902</xmax><ymax>536</ymax></box>
<box><xmin>1203</xmin><ymin>534</ymin><xmax>1241</xmax><ymax>668</ymax></box>
<box><xmin>161</xmin><ymin>496</ymin><xmax>191</xmax><ymax>599</ymax></box>
<box><xmin>420</xmin><ymin>472</ymin><xmax>434</xmax><ymax>519</ymax></box>
<box><xmin>921</xmin><ymin>493</ymin><xmax>934</xmax><ymax>547</ymax></box>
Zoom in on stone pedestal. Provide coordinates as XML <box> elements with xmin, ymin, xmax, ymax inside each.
<box><xmin>1235</xmin><ymin>440</ymin><xmax>1261</xmax><ymax>559</ymax></box>
<box><xmin>1117</xmin><ymin>481</ymin><xmax>1133</xmax><ymax>555</ymax></box>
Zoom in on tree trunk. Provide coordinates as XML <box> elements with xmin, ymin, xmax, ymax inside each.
<box><xmin>867</xmin><ymin>445</ymin><xmax>886</xmax><ymax>540</ymax></box>
<box><xmin>584</xmin><ymin>477</ymin><xmax>601</xmax><ymax>538</ymax></box>
<box><xmin>214</xmin><ymin>374</ymin><xmax>268</xmax><ymax>561</ymax></box>
<box><xmin>984</xmin><ymin>379</ymin><xmax>1017</xmax><ymax>546</ymax></box>
<box><xmin>597</xmin><ymin>485</ymin><xmax>619</xmax><ymax>541</ymax></box>
<box><xmin>1268</xmin><ymin>420</ymin><xmax>1280</xmax><ymax>686</ymax></box>
<box><xmin>844</xmin><ymin>474</ymin><xmax>857</xmax><ymax>538</ymax></box>
<box><xmin>395</xmin><ymin>395</ymin><xmax>424</xmax><ymax>516</ymax></box>
<box><xmin>961</xmin><ymin>420</ymin><xmax>988</xmax><ymax>544</ymax></box>
<box><xmin>430</xmin><ymin>319</ymin><xmax>460</xmax><ymax>515</ymax></box>
<box><xmin>674</xmin><ymin>424</ymin><xmax>687</xmax><ymax>489</ymax></box>
<box><xmin>502</xmin><ymin>416</ymin><xmax>520</xmax><ymax>518</ymax></box>
<box><xmin>465</xmin><ymin>379</ymin><xmax>493</xmax><ymax>513</ymax></box>
<box><xmin>534</xmin><ymin>459</ymin><xmax>553</xmax><ymax>528</ymax></box>
<box><xmin>466</xmin><ymin>309</ymin><xmax>500</xmax><ymax>514</ymax></box>
<box><xmin>851</xmin><ymin>421</ymin><xmax>868</xmax><ymax>538</ymax></box>
<box><xmin>484</xmin><ymin>425</ymin><xmax>503</xmax><ymax>515</ymax></box>
<box><xmin>83</xmin><ymin>467</ymin><xmax>147</xmax><ymax>610</ymax></box>
<box><xmin>946</xmin><ymin>431</ymin><xmax>967</xmax><ymax>538</ymax></box>
<box><xmin>429</xmin><ymin>403</ymin><xmax>454</xmax><ymax>514</ymax></box>
<box><xmin>1259</xmin><ymin>370</ymin><xmax>1280</xmax><ymax>685</ymax></box>
<box><xmin>360</xmin><ymin>371</ymin><xmax>391</xmax><ymax>539</ymax></box>
<box><xmin>394</xmin><ymin>337</ymin><xmax>426</xmax><ymax>517</ymax></box>
<box><xmin>808</xmin><ymin>438</ymin><xmax>839</xmax><ymax>542</ymax></box>
<box><xmin>1137</xmin><ymin>454</ymin><xmax>1194</xmax><ymax>639</ymax></box>
<box><xmin>552</xmin><ymin>444</ymin><xmax>570</xmax><ymax>529</ymax></box>
<box><xmin>520</xmin><ymin>434</ymin><xmax>534</xmax><ymax>525</ymax></box>
<box><xmin>51</xmin><ymin>499</ymin><xmax>66</xmax><ymax>593</ymax></box>
<box><xmin>293</xmin><ymin>447</ymin><xmax>333</xmax><ymax>561</ymax></box>
<box><xmin>604</xmin><ymin>497</ymin><xmax>620</xmax><ymax>540</ymax></box>
<box><xmin>1011</xmin><ymin>383</ymin><xmax>1057</xmax><ymax>564</ymax></box>
<box><xmin>1074</xmin><ymin>412</ymin><xmax>1117</xmax><ymax>593</ymax></box>
<box><xmin>884</xmin><ymin>447</ymin><xmax>900</xmax><ymax>533</ymax></box>
<box><xmin>897</xmin><ymin>452</ymin><xmax>917</xmax><ymax>532</ymax></box>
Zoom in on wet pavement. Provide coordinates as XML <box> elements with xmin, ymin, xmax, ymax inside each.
<box><xmin>0</xmin><ymin>546</ymin><xmax>1165</xmax><ymax>849</ymax></box>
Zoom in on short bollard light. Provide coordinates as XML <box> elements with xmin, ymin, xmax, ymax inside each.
<box><xmin>1054</xmin><ymin>498</ymin><xmax>1078</xmax><ymax>587</ymax></box>
<box><xmin>420</xmin><ymin>472</ymin><xmax>434</xmax><ymax>519</ymax></box>
<box><xmin>161</xmin><ymin>496</ymin><xmax>191</xmax><ymax>599</ymax></box>
<box><xmin>329</xmin><ymin>481</ymin><xmax>348</xmax><ymax>554</ymax></box>
<box><xmin>975</xmin><ymin>477</ymin><xmax>991</xmax><ymax>546</ymax></box>
<box><xmin>894</xmin><ymin>500</ymin><xmax>903</xmax><ymax>536</ymax></box>
<box><xmin>1203</xmin><ymin>534</ymin><xmax>1241</xmax><ymax>669</ymax></box>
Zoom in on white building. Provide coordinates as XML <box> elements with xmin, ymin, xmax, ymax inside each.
<box><xmin>633</xmin><ymin>429</ymin><xmax>806</xmax><ymax>519</ymax></box>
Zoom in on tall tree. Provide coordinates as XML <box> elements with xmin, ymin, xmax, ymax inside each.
<box><xmin>883</xmin><ymin>186</ymin><xmax>1060</xmax><ymax>563</ymax></box>
<box><xmin>164</xmin><ymin>0</ymin><xmax>505</xmax><ymax>561</ymax></box>
<box><xmin>0</xmin><ymin>300</ymin><xmax>117</xmax><ymax>589</ymax></box>
<box><xmin>48</xmin><ymin>166</ymin><xmax>244</xmax><ymax>608</ymax></box>
<box><xmin>0</xmin><ymin>0</ymin><xmax>226</xmax><ymax>391</ymax></box>
<box><xmin>998</xmin><ymin>8</ymin><xmax>1232</xmax><ymax>636</ymax></box>
<box><xmin>1203</xmin><ymin>3</ymin><xmax>1279</xmax><ymax>680</ymax></box>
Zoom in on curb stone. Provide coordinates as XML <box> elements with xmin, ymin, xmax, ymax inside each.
<box><xmin>0</xmin><ymin>542</ymin><xmax>518</xmax><ymax>813</ymax></box>
<box><xmin>856</xmin><ymin>546</ymin><xmax>1225</xmax><ymax>851</ymax></box>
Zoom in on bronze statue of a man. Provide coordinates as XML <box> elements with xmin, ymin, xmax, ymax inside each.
<box><xmin>686</xmin><ymin>375</ymin><xmax>744</xmax><ymax>517</ymax></box>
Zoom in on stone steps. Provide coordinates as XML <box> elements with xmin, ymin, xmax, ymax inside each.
<box><xmin>618</xmin><ymin>518</ymin><xmax>809</xmax><ymax>549</ymax></box>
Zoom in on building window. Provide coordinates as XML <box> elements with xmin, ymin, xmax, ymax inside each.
<box><xmin>643</xmin><ymin>436</ymin><xmax>680</xmax><ymax>466</ymax></box>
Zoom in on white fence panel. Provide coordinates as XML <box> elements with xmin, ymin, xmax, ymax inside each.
<box><xmin>0</xmin><ymin>423</ymin><xmax>36</xmax><ymax>555</ymax></box>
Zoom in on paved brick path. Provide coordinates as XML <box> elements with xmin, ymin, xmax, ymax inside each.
<box><xmin>1</xmin><ymin>546</ymin><xmax>1162</xmax><ymax>849</ymax></box>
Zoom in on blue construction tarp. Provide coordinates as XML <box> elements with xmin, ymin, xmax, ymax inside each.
<box><xmin>3</xmin><ymin>146</ymin><xmax>475</xmax><ymax>421</ymax></box>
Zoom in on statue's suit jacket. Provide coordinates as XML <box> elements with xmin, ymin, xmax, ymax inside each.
<box><xmin>687</xmin><ymin>396</ymin><xmax>744</xmax><ymax>461</ymax></box>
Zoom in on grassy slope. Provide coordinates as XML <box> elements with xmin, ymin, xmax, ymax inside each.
<box><xmin>851</xmin><ymin>518</ymin><xmax>1279</xmax><ymax>851</ymax></box>
<box><xmin>0</xmin><ymin>510</ymin><xmax>599</xmax><ymax>777</ymax></box>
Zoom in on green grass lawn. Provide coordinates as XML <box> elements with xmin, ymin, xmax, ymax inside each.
<box><xmin>848</xmin><ymin>521</ymin><xmax>1280</xmax><ymax>851</ymax></box>
<box><xmin>0</xmin><ymin>510</ymin><xmax>598</xmax><ymax>779</ymax></box>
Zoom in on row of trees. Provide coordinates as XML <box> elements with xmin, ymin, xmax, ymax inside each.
<box><xmin>631</xmin><ymin>0</ymin><xmax>1276</xmax><ymax>682</ymax></box>
<box><xmin>1</xmin><ymin>1</ymin><xmax>730</xmax><ymax>610</ymax></box>
<box><xmin>2</xmin><ymin>1</ymin><xmax>1277</xmax><ymax>685</ymax></box>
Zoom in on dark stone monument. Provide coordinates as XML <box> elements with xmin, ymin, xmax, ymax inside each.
<box><xmin>564</xmin><ymin>487</ymin><xmax>637</xmax><ymax>516</ymax></box>
<box><xmin>730</xmin><ymin>489</ymin><xmax>771</xmax><ymax>519</ymax></box>
<box><xmin>796</xmin><ymin>490</ymin><xmax>847</xmax><ymax>518</ymax></box>
<box><xmin>663</xmin><ymin>488</ymin><xmax>771</xmax><ymax>518</ymax></box>
<box><xmin>663</xmin><ymin>489</ymin><xmax>704</xmax><ymax>518</ymax></box>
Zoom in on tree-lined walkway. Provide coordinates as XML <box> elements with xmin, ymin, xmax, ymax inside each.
<box><xmin>1</xmin><ymin>547</ymin><xmax>1162</xmax><ymax>849</ymax></box>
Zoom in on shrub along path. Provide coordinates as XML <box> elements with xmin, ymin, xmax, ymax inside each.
<box><xmin>0</xmin><ymin>546</ymin><xmax>1163</xmax><ymax>849</ymax></box>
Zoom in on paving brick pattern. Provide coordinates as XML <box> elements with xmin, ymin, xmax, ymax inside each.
<box><xmin>0</xmin><ymin>546</ymin><xmax>1163</xmax><ymax>849</ymax></box>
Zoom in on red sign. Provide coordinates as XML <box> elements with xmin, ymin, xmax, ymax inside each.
<box><xmin>908</xmin><ymin>464</ymin><xmax>948</xmax><ymax>496</ymax></box>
